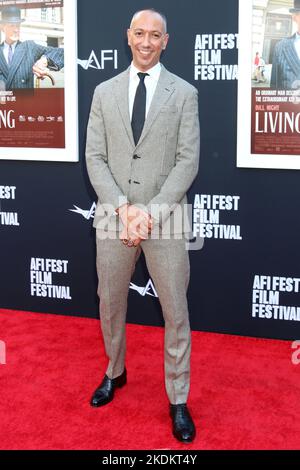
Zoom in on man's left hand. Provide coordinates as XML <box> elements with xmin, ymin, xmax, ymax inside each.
<box><xmin>32</xmin><ymin>57</ymin><xmax>48</xmax><ymax>78</ymax></box>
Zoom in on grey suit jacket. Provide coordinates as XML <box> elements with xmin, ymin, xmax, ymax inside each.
<box><xmin>86</xmin><ymin>65</ymin><xmax>200</xmax><ymax>234</ymax></box>
<box><xmin>271</xmin><ymin>35</ymin><xmax>300</xmax><ymax>89</ymax></box>
<box><xmin>0</xmin><ymin>40</ymin><xmax>64</xmax><ymax>90</ymax></box>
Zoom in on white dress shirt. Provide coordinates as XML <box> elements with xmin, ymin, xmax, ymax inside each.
<box><xmin>294</xmin><ymin>33</ymin><xmax>300</xmax><ymax>60</ymax></box>
<box><xmin>2</xmin><ymin>42</ymin><xmax>17</xmax><ymax>64</ymax></box>
<box><xmin>129</xmin><ymin>62</ymin><xmax>162</xmax><ymax>120</ymax></box>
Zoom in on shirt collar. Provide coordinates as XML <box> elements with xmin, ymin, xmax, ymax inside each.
<box><xmin>295</xmin><ymin>33</ymin><xmax>300</xmax><ymax>41</ymax></box>
<box><xmin>130</xmin><ymin>62</ymin><xmax>162</xmax><ymax>81</ymax></box>
<box><xmin>4</xmin><ymin>41</ymin><xmax>17</xmax><ymax>50</ymax></box>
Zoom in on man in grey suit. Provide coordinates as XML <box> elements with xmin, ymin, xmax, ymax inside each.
<box><xmin>86</xmin><ymin>9</ymin><xmax>200</xmax><ymax>443</ymax></box>
<box><xmin>271</xmin><ymin>0</ymin><xmax>300</xmax><ymax>89</ymax></box>
<box><xmin>0</xmin><ymin>6</ymin><xmax>64</xmax><ymax>90</ymax></box>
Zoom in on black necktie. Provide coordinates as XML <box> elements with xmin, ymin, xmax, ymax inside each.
<box><xmin>131</xmin><ymin>72</ymin><xmax>149</xmax><ymax>146</ymax></box>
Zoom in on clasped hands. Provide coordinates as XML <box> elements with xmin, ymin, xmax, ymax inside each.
<box><xmin>118</xmin><ymin>204</ymin><xmax>153</xmax><ymax>248</ymax></box>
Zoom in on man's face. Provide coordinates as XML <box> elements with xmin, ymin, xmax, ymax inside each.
<box><xmin>1</xmin><ymin>22</ymin><xmax>21</xmax><ymax>44</ymax></box>
<box><xmin>293</xmin><ymin>13</ymin><xmax>300</xmax><ymax>33</ymax></box>
<box><xmin>127</xmin><ymin>11</ymin><xmax>169</xmax><ymax>72</ymax></box>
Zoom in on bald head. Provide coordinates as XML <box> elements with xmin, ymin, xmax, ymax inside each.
<box><xmin>130</xmin><ymin>9</ymin><xmax>167</xmax><ymax>33</ymax></box>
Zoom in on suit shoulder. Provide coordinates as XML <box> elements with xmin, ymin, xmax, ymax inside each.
<box><xmin>168</xmin><ymin>71</ymin><xmax>198</xmax><ymax>95</ymax></box>
<box><xmin>274</xmin><ymin>36</ymin><xmax>294</xmax><ymax>52</ymax></box>
<box><xmin>94</xmin><ymin>69</ymin><xmax>128</xmax><ymax>95</ymax></box>
<box><xmin>21</xmin><ymin>40</ymin><xmax>36</xmax><ymax>47</ymax></box>
<box><xmin>19</xmin><ymin>40</ymin><xmax>41</xmax><ymax>52</ymax></box>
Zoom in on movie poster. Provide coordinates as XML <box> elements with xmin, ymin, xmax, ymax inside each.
<box><xmin>237</xmin><ymin>0</ymin><xmax>300</xmax><ymax>169</ymax></box>
<box><xmin>0</xmin><ymin>0</ymin><xmax>78</xmax><ymax>162</ymax></box>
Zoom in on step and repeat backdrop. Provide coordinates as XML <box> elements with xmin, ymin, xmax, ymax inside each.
<box><xmin>1</xmin><ymin>0</ymin><xmax>300</xmax><ymax>340</ymax></box>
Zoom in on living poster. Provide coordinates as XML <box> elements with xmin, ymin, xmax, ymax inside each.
<box><xmin>237</xmin><ymin>0</ymin><xmax>300</xmax><ymax>169</ymax></box>
<box><xmin>0</xmin><ymin>0</ymin><xmax>78</xmax><ymax>161</ymax></box>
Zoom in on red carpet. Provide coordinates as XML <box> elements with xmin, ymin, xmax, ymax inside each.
<box><xmin>0</xmin><ymin>308</ymin><xmax>300</xmax><ymax>450</ymax></box>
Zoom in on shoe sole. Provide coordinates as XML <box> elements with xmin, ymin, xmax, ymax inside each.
<box><xmin>172</xmin><ymin>431</ymin><xmax>195</xmax><ymax>443</ymax></box>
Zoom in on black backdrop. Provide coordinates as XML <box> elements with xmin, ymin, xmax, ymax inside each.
<box><xmin>1</xmin><ymin>0</ymin><xmax>300</xmax><ymax>340</ymax></box>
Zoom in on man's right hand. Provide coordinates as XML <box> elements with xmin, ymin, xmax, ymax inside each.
<box><xmin>117</xmin><ymin>204</ymin><xmax>153</xmax><ymax>246</ymax></box>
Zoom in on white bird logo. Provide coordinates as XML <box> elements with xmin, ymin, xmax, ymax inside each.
<box><xmin>130</xmin><ymin>279</ymin><xmax>158</xmax><ymax>298</ymax></box>
<box><xmin>69</xmin><ymin>203</ymin><xmax>96</xmax><ymax>220</ymax></box>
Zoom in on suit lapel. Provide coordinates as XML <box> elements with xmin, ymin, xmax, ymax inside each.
<box><xmin>112</xmin><ymin>67</ymin><xmax>135</xmax><ymax>147</ymax></box>
<box><xmin>0</xmin><ymin>44</ymin><xmax>9</xmax><ymax>79</ymax></box>
<box><xmin>113</xmin><ymin>65</ymin><xmax>175</xmax><ymax>149</ymax></box>
<box><xmin>283</xmin><ymin>35</ymin><xmax>300</xmax><ymax>76</ymax></box>
<box><xmin>6</xmin><ymin>42</ymin><xmax>26</xmax><ymax>90</ymax></box>
<box><xmin>138</xmin><ymin>65</ymin><xmax>175</xmax><ymax>146</ymax></box>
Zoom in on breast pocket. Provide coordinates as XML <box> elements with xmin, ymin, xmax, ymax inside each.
<box><xmin>160</xmin><ymin>105</ymin><xmax>178</xmax><ymax>114</ymax></box>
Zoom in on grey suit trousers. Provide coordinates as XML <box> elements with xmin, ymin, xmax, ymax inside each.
<box><xmin>95</xmin><ymin>231</ymin><xmax>191</xmax><ymax>405</ymax></box>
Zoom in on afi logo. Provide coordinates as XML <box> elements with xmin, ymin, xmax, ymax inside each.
<box><xmin>69</xmin><ymin>203</ymin><xmax>96</xmax><ymax>220</ymax></box>
<box><xmin>78</xmin><ymin>50</ymin><xmax>118</xmax><ymax>70</ymax></box>
<box><xmin>130</xmin><ymin>279</ymin><xmax>158</xmax><ymax>298</ymax></box>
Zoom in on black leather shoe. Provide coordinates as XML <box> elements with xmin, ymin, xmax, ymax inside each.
<box><xmin>90</xmin><ymin>368</ymin><xmax>127</xmax><ymax>407</ymax></box>
<box><xmin>170</xmin><ymin>404</ymin><xmax>196</xmax><ymax>443</ymax></box>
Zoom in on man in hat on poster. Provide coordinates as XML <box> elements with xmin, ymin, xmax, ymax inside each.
<box><xmin>86</xmin><ymin>8</ymin><xmax>200</xmax><ymax>443</ymax></box>
<box><xmin>271</xmin><ymin>0</ymin><xmax>300</xmax><ymax>89</ymax></box>
<box><xmin>0</xmin><ymin>6</ymin><xmax>64</xmax><ymax>90</ymax></box>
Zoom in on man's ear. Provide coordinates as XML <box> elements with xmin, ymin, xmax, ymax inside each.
<box><xmin>163</xmin><ymin>33</ymin><xmax>169</xmax><ymax>50</ymax></box>
<box><xmin>127</xmin><ymin>29</ymin><xmax>131</xmax><ymax>47</ymax></box>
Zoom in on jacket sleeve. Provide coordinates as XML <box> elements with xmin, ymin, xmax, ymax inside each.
<box><xmin>85</xmin><ymin>86</ymin><xmax>128</xmax><ymax>217</ymax></box>
<box><xmin>30</xmin><ymin>41</ymin><xmax>64</xmax><ymax>70</ymax></box>
<box><xmin>146</xmin><ymin>87</ymin><xmax>200</xmax><ymax>225</ymax></box>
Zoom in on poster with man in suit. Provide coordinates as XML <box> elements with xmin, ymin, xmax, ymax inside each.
<box><xmin>0</xmin><ymin>4</ymin><xmax>64</xmax><ymax>90</ymax></box>
<box><xmin>237</xmin><ymin>0</ymin><xmax>300</xmax><ymax>170</ymax></box>
<box><xmin>0</xmin><ymin>0</ymin><xmax>78</xmax><ymax>162</ymax></box>
<box><xmin>271</xmin><ymin>0</ymin><xmax>300</xmax><ymax>89</ymax></box>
